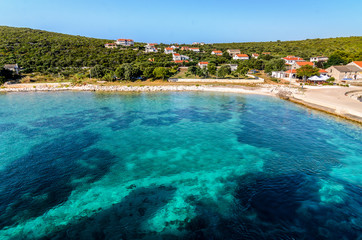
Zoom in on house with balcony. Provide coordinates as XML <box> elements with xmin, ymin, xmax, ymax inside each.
<box><xmin>227</xmin><ymin>49</ymin><xmax>240</xmax><ymax>57</ymax></box>
<box><xmin>211</xmin><ymin>50</ymin><xmax>222</xmax><ymax>56</ymax></box>
<box><xmin>310</xmin><ymin>56</ymin><xmax>329</xmax><ymax>62</ymax></box>
<box><xmin>189</xmin><ymin>48</ymin><xmax>200</xmax><ymax>52</ymax></box>
<box><xmin>282</xmin><ymin>56</ymin><xmax>305</xmax><ymax>65</ymax></box>
<box><xmin>233</xmin><ymin>54</ymin><xmax>249</xmax><ymax>60</ymax></box>
<box><xmin>164</xmin><ymin>47</ymin><xmax>175</xmax><ymax>54</ymax></box>
<box><xmin>116</xmin><ymin>39</ymin><xmax>134</xmax><ymax>46</ymax></box>
<box><xmin>291</xmin><ymin>61</ymin><xmax>314</xmax><ymax>70</ymax></box>
<box><xmin>145</xmin><ymin>43</ymin><xmax>158</xmax><ymax>53</ymax></box>
<box><xmin>198</xmin><ymin>62</ymin><xmax>209</xmax><ymax>69</ymax></box>
<box><xmin>105</xmin><ymin>43</ymin><xmax>117</xmax><ymax>49</ymax></box>
<box><xmin>172</xmin><ymin>53</ymin><xmax>190</xmax><ymax>61</ymax></box>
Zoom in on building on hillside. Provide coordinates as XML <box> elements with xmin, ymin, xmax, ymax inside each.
<box><xmin>116</xmin><ymin>39</ymin><xmax>134</xmax><ymax>46</ymax></box>
<box><xmin>164</xmin><ymin>47</ymin><xmax>175</xmax><ymax>54</ymax></box>
<box><xmin>198</xmin><ymin>62</ymin><xmax>209</xmax><ymax>69</ymax></box>
<box><xmin>145</xmin><ymin>43</ymin><xmax>158</xmax><ymax>53</ymax></box>
<box><xmin>170</xmin><ymin>45</ymin><xmax>179</xmax><ymax>49</ymax></box>
<box><xmin>181</xmin><ymin>46</ymin><xmax>190</xmax><ymax>51</ymax></box>
<box><xmin>211</xmin><ymin>50</ymin><xmax>223</xmax><ymax>56</ymax></box>
<box><xmin>226</xmin><ymin>64</ymin><xmax>238</xmax><ymax>71</ymax></box>
<box><xmin>192</xmin><ymin>42</ymin><xmax>200</xmax><ymax>45</ymax></box>
<box><xmin>189</xmin><ymin>48</ymin><xmax>200</xmax><ymax>52</ymax></box>
<box><xmin>291</xmin><ymin>61</ymin><xmax>314</xmax><ymax>70</ymax></box>
<box><xmin>347</xmin><ymin>61</ymin><xmax>362</xmax><ymax>70</ymax></box>
<box><xmin>105</xmin><ymin>43</ymin><xmax>117</xmax><ymax>49</ymax></box>
<box><xmin>252</xmin><ymin>53</ymin><xmax>259</xmax><ymax>59</ymax></box>
<box><xmin>172</xmin><ymin>53</ymin><xmax>190</xmax><ymax>61</ymax></box>
<box><xmin>262</xmin><ymin>52</ymin><xmax>271</xmax><ymax>55</ymax></box>
<box><xmin>271</xmin><ymin>71</ymin><xmax>286</xmax><ymax>79</ymax></box>
<box><xmin>233</xmin><ymin>54</ymin><xmax>249</xmax><ymax>60</ymax></box>
<box><xmin>3</xmin><ymin>64</ymin><xmax>20</xmax><ymax>74</ymax></box>
<box><xmin>227</xmin><ymin>49</ymin><xmax>240</xmax><ymax>57</ymax></box>
<box><xmin>326</xmin><ymin>65</ymin><xmax>361</xmax><ymax>82</ymax></box>
<box><xmin>282</xmin><ymin>56</ymin><xmax>305</xmax><ymax>65</ymax></box>
<box><xmin>310</xmin><ymin>56</ymin><xmax>329</xmax><ymax>62</ymax></box>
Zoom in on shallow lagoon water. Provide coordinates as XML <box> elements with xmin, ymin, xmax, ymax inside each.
<box><xmin>0</xmin><ymin>91</ymin><xmax>361</xmax><ymax>239</ymax></box>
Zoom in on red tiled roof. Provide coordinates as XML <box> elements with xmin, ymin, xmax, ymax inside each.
<box><xmin>199</xmin><ymin>62</ymin><xmax>209</xmax><ymax>65</ymax></box>
<box><xmin>173</xmin><ymin>53</ymin><xmax>180</xmax><ymax>56</ymax></box>
<box><xmin>352</xmin><ymin>61</ymin><xmax>362</xmax><ymax>68</ymax></box>
<box><xmin>165</xmin><ymin>47</ymin><xmax>173</xmax><ymax>50</ymax></box>
<box><xmin>252</xmin><ymin>53</ymin><xmax>259</xmax><ymax>56</ymax></box>
<box><xmin>212</xmin><ymin>50</ymin><xmax>222</xmax><ymax>53</ymax></box>
<box><xmin>285</xmin><ymin>69</ymin><xmax>297</xmax><ymax>73</ymax></box>
<box><xmin>296</xmin><ymin>62</ymin><xmax>313</xmax><ymax>66</ymax></box>
<box><xmin>283</xmin><ymin>56</ymin><xmax>304</xmax><ymax>61</ymax></box>
<box><xmin>174</xmin><ymin>60</ymin><xmax>189</xmax><ymax>63</ymax></box>
<box><xmin>319</xmin><ymin>69</ymin><xmax>327</xmax><ymax>73</ymax></box>
<box><xmin>236</xmin><ymin>54</ymin><xmax>248</xmax><ymax>57</ymax></box>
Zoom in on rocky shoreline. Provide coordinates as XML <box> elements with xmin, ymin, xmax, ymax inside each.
<box><xmin>0</xmin><ymin>83</ymin><xmax>300</xmax><ymax>96</ymax></box>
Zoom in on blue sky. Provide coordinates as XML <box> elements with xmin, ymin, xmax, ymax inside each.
<box><xmin>1</xmin><ymin>0</ymin><xmax>361</xmax><ymax>43</ymax></box>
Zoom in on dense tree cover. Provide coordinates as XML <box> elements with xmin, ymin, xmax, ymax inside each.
<box><xmin>211</xmin><ymin>37</ymin><xmax>362</xmax><ymax>61</ymax></box>
<box><xmin>0</xmin><ymin>26</ymin><xmax>361</xmax><ymax>81</ymax></box>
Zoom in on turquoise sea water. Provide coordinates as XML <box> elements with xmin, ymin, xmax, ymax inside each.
<box><xmin>0</xmin><ymin>91</ymin><xmax>361</xmax><ymax>239</ymax></box>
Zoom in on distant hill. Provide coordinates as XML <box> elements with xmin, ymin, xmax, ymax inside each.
<box><xmin>212</xmin><ymin>37</ymin><xmax>362</xmax><ymax>60</ymax></box>
<box><xmin>0</xmin><ymin>26</ymin><xmax>150</xmax><ymax>74</ymax></box>
<box><xmin>0</xmin><ymin>26</ymin><xmax>361</xmax><ymax>75</ymax></box>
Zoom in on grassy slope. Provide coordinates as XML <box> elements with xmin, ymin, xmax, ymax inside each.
<box><xmin>0</xmin><ymin>26</ymin><xmax>361</xmax><ymax>73</ymax></box>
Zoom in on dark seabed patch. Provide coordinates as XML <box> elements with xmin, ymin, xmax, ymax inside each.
<box><xmin>0</xmin><ymin>131</ymin><xmax>117</xmax><ymax>229</ymax></box>
<box><xmin>177</xmin><ymin>173</ymin><xmax>362</xmax><ymax>240</ymax></box>
<box><xmin>42</xmin><ymin>186</ymin><xmax>176</xmax><ymax>240</ymax></box>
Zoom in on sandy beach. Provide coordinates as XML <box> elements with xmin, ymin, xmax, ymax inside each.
<box><xmin>1</xmin><ymin>83</ymin><xmax>362</xmax><ymax>124</ymax></box>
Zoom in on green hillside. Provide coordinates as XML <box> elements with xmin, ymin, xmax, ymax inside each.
<box><xmin>0</xmin><ymin>26</ymin><xmax>361</xmax><ymax>80</ymax></box>
<box><xmin>212</xmin><ymin>37</ymin><xmax>362</xmax><ymax>60</ymax></box>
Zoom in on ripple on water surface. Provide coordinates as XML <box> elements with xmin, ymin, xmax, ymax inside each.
<box><xmin>0</xmin><ymin>91</ymin><xmax>361</xmax><ymax>239</ymax></box>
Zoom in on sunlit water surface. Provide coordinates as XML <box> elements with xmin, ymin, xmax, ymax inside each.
<box><xmin>0</xmin><ymin>91</ymin><xmax>361</xmax><ymax>239</ymax></box>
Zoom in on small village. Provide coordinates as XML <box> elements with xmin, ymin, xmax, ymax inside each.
<box><xmin>103</xmin><ymin>38</ymin><xmax>362</xmax><ymax>85</ymax></box>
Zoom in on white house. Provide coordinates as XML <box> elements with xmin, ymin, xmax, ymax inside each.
<box><xmin>226</xmin><ymin>64</ymin><xmax>238</xmax><ymax>71</ymax></box>
<box><xmin>198</xmin><ymin>62</ymin><xmax>209</xmax><ymax>69</ymax></box>
<box><xmin>164</xmin><ymin>47</ymin><xmax>175</xmax><ymax>54</ymax></box>
<box><xmin>104</xmin><ymin>43</ymin><xmax>117</xmax><ymax>49</ymax></box>
<box><xmin>3</xmin><ymin>64</ymin><xmax>20</xmax><ymax>74</ymax></box>
<box><xmin>189</xmin><ymin>48</ymin><xmax>200</xmax><ymax>52</ymax></box>
<box><xmin>233</xmin><ymin>54</ymin><xmax>249</xmax><ymax>60</ymax></box>
<box><xmin>211</xmin><ymin>50</ymin><xmax>222</xmax><ymax>56</ymax></box>
<box><xmin>145</xmin><ymin>43</ymin><xmax>158</xmax><ymax>53</ymax></box>
<box><xmin>252</xmin><ymin>53</ymin><xmax>259</xmax><ymax>59</ymax></box>
<box><xmin>282</xmin><ymin>56</ymin><xmax>305</xmax><ymax>65</ymax></box>
<box><xmin>310</xmin><ymin>56</ymin><xmax>329</xmax><ymax>62</ymax></box>
<box><xmin>271</xmin><ymin>71</ymin><xmax>286</xmax><ymax>79</ymax></box>
<box><xmin>116</xmin><ymin>39</ymin><xmax>134</xmax><ymax>46</ymax></box>
<box><xmin>172</xmin><ymin>53</ymin><xmax>190</xmax><ymax>61</ymax></box>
